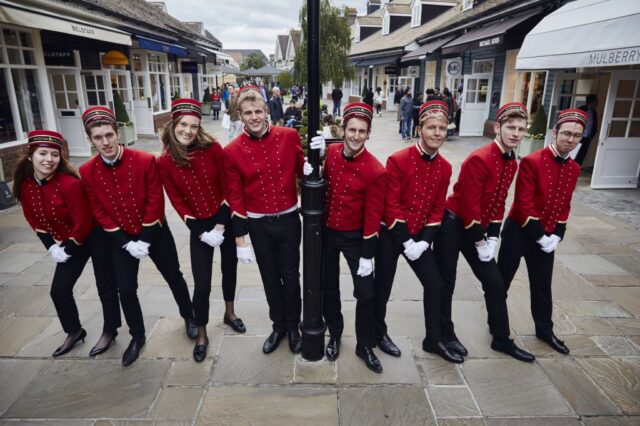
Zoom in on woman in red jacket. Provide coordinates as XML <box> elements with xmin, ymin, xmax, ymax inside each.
<box><xmin>12</xmin><ymin>130</ymin><xmax>121</xmax><ymax>357</ymax></box>
<box><xmin>157</xmin><ymin>98</ymin><xmax>245</xmax><ymax>362</ymax></box>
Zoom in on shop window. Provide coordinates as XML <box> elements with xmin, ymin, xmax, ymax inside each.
<box><xmin>424</xmin><ymin>61</ymin><xmax>436</xmax><ymax>92</ymax></box>
<box><xmin>169</xmin><ymin>74</ymin><xmax>180</xmax><ymax>98</ymax></box>
<box><xmin>83</xmin><ymin>74</ymin><xmax>107</xmax><ymax>106</ymax></box>
<box><xmin>12</xmin><ymin>68</ymin><xmax>44</xmax><ymax>133</ymax></box>
<box><xmin>472</xmin><ymin>60</ymin><xmax>493</xmax><ymax>74</ymax></box>
<box><xmin>132</xmin><ymin>53</ymin><xmax>143</xmax><ymax>72</ymax></box>
<box><xmin>0</xmin><ymin>69</ymin><xmax>17</xmax><ymax>143</ymax></box>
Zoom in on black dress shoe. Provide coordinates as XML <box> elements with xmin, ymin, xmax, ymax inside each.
<box><xmin>52</xmin><ymin>328</ymin><xmax>87</xmax><ymax>357</ymax></box>
<box><xmin>184</xmin><ymin>317</ymin><xmax>198</xmax><ymax>340</ymax></box>
<box><xmin>89</xmin><ymin>330</ymin><xmax>118</xmax><ymax>357</ymax></box>
<box><xmin>537</xmin><ymin>333</ymin><xmax>570</xmax><ymax>355</ymax></box>
<box><xmin>326</xmin><ymin>336</ymin><xmax>340</xmax><ymax>361</ymax></box>
<box><xmin>193</xmin><ymin>337</ymin><xmax>209</xmax><ymax>363</ymax></box>
<box><xmin>491</xmin><ymin>338</ymin><xmax>535</xmax><ymax>363</ymax></box>
<box><xmin>122</xmin><ymin>337</ymin><xmax>145</xmax><ymax>366</ymax></box>
<box><xmin>355</xmin><ymin>345</ymin><xmax>383</xmax><ymax>374</ymax></box>
<box><xmin>263</xmin><ymin>331</ymin><xmax>285</xmax><ymax>354</ymax></box>
<box><xmin>423</xmin><ymin>340</ymin><xmax>464</xmax><ymax>364</ymax></box>
<box><xmin>378</xmin><ymin>334</ymin><xmax>401</xmax><ymax>357</ymax></box>
<box><xmin>288</xmin><ymin>330</ymin><xmax>302</xmax><ymax>354</ymax></box>
<box><xmin>224</xmin><ymin>316</ymin><xmax>246</xmax><ymax>333</ymax></box>
<box><xmin>444</xmin><ymin>339</ymin><xmax>468</xmax><ymax>357</ymax></box>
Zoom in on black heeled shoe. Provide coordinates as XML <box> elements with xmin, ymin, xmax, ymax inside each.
<box><xmin>223</xmin><ymin>315</ymin><xmax>246</xmax><ymax>333</ymax></box>
<box><xmin>193</xmin><ymin>337</ymin><xmax>209</xmax><ymax>363</ymax></box>
<box><xmin>122</xmin><ymin>337</ymin><xmax>145</xmax><ymax>367</ymax></box>
<box><xmin>52</xmin><ymin>328</ymin><xmax>87</xmax><ymax>357</ymax></box>
<box><xmin>89</xmin><ymin>330</ymin><xmax>118</xmax><ymax>357</ymax></box>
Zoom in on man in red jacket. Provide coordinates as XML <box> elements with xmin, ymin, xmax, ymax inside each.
<box><xmin>435</xmin><ymin>102</ymin><xmax>535</xmax><ymax>363</ymax></box>
<box><xmin>498</xmin><ymin>108</ymin><xmax>587</xmax><ymax>355</ymax></box>
<box><xmin>321</xmin><ymin>102</ymin><xmax>386</xmax><ymax>373</ymax></box>
<box><xmin>223</xmin><ymin>85</ymin><xmax>324</xmax><ymax>355</ymax></box>
<box><xmin>374</xmin><ymin>100</ymin><xmax>462</xmax><ymax>364</ymax></box>
<box><xmin>79</xmin><ymin>107</ymin><xmax>196</xmax><ymax>366</ymax></box>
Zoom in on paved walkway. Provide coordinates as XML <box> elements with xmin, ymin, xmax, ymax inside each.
<box><xmin>0</xmin><ymin>107</ymin><xmax>639</xmax><ymax>426</ymax></box>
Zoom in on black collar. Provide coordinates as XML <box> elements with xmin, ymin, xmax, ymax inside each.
<box><xmin>34</xmin><ymin>175</ymin><xmax>49</xmax><ymax>186</ymax></box>
<box><xmin>416</xmin><ymin>144</ymin><xmax>438</xmax><ymax>162</ymax></box>
<box><xmin>342</xmin><ymin>149</ymin><xmax>355</xmax><ymax>161</ymax></box>
<box><xmin>502</xmin><ymin>151</ymin><xmax>516</xmax><ymax>161</ymax></box>
<box><xmin>245</xmin><ymin>123</ymin><xmax>271</xmax><ymax>140</ymax></box>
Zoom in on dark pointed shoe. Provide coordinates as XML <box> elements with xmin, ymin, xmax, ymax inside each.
<box><xmin>423</xmin><ymin>340</ymin><xmax>464</xmax><ymax>364</ymax></box>
<box><xmin>193</xmin><ymin>337</ymin><xmax>209</xmax><ymax>363</ymax></box>
<box><xmin>355</xmin><ymin>345</ymin><xmax>383</xmax><ymax>374</ymax></box>
<box><xmin>184</xmin><ymin>317</ymin><xmax>198</xmax><ymax>340</ymax></box>
<box><xmin>325</xmin><ymin>336</ymin><xmax>341</xmax><ymax>361</ymax></box>
<box><xmin>224</xmin><ymin>316</ymin><xmax>246</xmax><ymax>333</ymax></box>
<box><xmin>537</xmin><ymin>333</ymin><xmax>570</xmax><ymax>355</ymax></box>
<box><xmin>263</xmin><ymin>331</ymin><xmax>285</xmax><ymax>354</ymax></box>
<box><xmin>378</xmin><ymin>334</ymin><xmax>401</xmax><ymax>357</ymax></box>
<box><xmin>122</xmin><ymin>337</ymin><xmax>145</xmax><ymax>367</ymax></box>
<box><xmin>52</xmin><ymin>328</ymin><xmax>87</xmax><ymax>357</ymax></box>
<box><xmin>89</xmin><ymin>330</ymin><xmax>118</xmax><ymax>357</ymax></box>
<box><xmin>491</xmin><ymin>339</ymin><xmax>535</xmax><ymax>363</ymax></box>
<box><xmin>288</xmin><ymin>329</ymin><xmax>302</xmax><ymax>354</ymax></box>
<box><xmin>444</xmin><ymin>339</ymin><xmax>468</xmax><ymax>357</ymax></box>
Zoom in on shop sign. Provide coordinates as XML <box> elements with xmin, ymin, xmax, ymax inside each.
<box><xmin>43</xmin><ymin>49</ymin><xmax>75</xmax><ymax>66</ymax></box>
<box><xmin>384</xmin><ymin>66</ymin><xmax>397</xmax><ymax>74</ymax></box>
<box><xmin>181</xmin><ymin>61</ymin><xmax>198</xmax><ymax>73</ymax></box>
<box><xmin>446</xmin><ymin>58</ymin><xmax>462</xmax><ymax>77</ymax></box>
<box><xmin>478</xmin><ymin>35</ymin><xmax>503</xmax><ymax>48</ymax></box>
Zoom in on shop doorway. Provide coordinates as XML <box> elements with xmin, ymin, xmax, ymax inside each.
<box><xmin>132</xmin><ymin>71</ymin><xmax>154</xmax><ymax>135</ymax></box>
<box><xmin>47</xmin><ymin>69</ymin><xmax>88</xmax><ymax>156</ymax></box>
<box><xmin>592</xmin><ymin>71</ymin><xmax>640</xmax><ymax>189</ymax></box>
<box><xmin>460</xmin><ymin>73</ymin><xmax>492</xmax><ymax>136</ymax></box>
<box><xmin>109</xmin><ymin>70</ymin><xmax>135</xmax><ymax>133</ymax></box>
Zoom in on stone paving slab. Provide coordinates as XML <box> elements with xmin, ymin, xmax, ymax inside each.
<box><xmin>485</xmin><ymin>418</ymin><xmax>582</xmax><ymax>426</ymax></box>
<box><xmin>164</xmin><ymin>359</ymin><xmax>214</xmax><ymax>387</ymax></box>
<box><xmin>582</xmin><ymin>417</ymin><xmax>640</xmax><ymax>426</ymax></box>
<box><xmin>149</xmin><ymin>386</ymin><xmax>204</xmax><ymax>420</ymax></box>
<box><xmin>577</xmin><ymin>358</ymin><xmax>640</xmax><ymax>415</ymax></box>
<box><xmin>428</xmin><ymin>386</ymin><xmax>480</xmax><ymax>418</ymax></box>
<box><xmin>416</xmin><ymin>357</ymin><xmax>464</xmax><ymax>385</ymax></box>
<box><xmin>0</xmin><ymin>316</ymin><xmax>53</xmax><ymax>357</ymax></box>
<box><xmin>556</xmin><ymin>254</ymin><xmax>630</xmax><ymax>276</ymax></box>
<box><xmin>520</xmin><ymin>335</ymin><xmax>606</xmax><ymax>357</ymax></box>
<box><xmin>0</xmin><ymin>359</ymin><xmax>50</xmax><ymax>416</ymax></box>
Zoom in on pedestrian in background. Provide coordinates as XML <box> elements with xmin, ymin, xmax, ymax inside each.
<box><xmin>332</xmin><ymin>86</ymin><xmax>343</xmax><ymax>116</ymax></box>
<box><xmin>268</xmin><ymin>87</ymin><xmax>284</xmax><ymax>125</ymax></box>
<box><xmin>211</xmin><ymin>88</ymin><xmax>221</xmax><ymax>120</ymax></box>
<box><xmin>227</xmin><ymin>87</ymin><xmax>243</xmax><ymax>140</ymax></box>
<box><xmin>13</xmin><ymin>130</ymin><xmax>121</xmax><ymax>358</ymax></box>
<box><xmin>400</xmin><ymin>89</ymin><xmax>413</xmax><ymax>141</ymax></box>
<box><xmin>373</xmin><ymin>87</ymin><xmax>383</xmax><ymax>117</ymax></box>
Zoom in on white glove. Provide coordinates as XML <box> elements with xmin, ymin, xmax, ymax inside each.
<box><xmin>475</xmin><ymin>241</ymin><xmax>493</xmax><ymax>262</ymax></box>
<box><xmin>236</xmin><ymin>245</ymin><xmax>255</xmax><ymax>264</ymax></box>
<box><xmin>48</xmin><ymin>244</ymin><xmax>70</xmax><ymax>263</ymax></box>
<box><xmin>303</xmin><ymin>161</ymin><xmax>313</xmax><ymax>176</ymax></box>
<box><xmin>486</xmin><ymin>237</ymin><xmax>498</xmax><ymax>258</ymax></box>
<box><xmin>200</xmin><ymin>228</ymin><xmax>225</xmax><ymax>247</ymax></box>
<box><xmin>124</xmin><ymin>241</ymin><xmax>148</xmax><ymax>259</ymax></box>
<box><xmin>403</xmin><ymin>239</ymin><xmax>429</xmax><ymax>261</ymax></box>
<box><xmin>537</xmin><ymin>235</ymin><xmax>555</xmax><ymax>253</ymax></box>
<box><xmin>356</xmin><ymin>257</ymin><xmax>373</xmax><ymax>277</ymax></box>
<box><xmin>310</xmin><ymin>131</ymin><xmax>326</xmax><ymax>156</ymax></box>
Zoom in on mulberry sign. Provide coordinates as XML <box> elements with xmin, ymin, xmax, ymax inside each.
<box><xmin>588</xmin><ymin>48</ymin><xmax>640</xmax><ymax>66</ymax></box>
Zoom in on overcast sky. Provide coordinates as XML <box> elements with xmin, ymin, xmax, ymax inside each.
<box><xmin>161</xmin><ymin>0</ymin><xmax>366</xmax><ymax>57</ymax></box>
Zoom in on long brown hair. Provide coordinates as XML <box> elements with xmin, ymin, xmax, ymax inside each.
<box><xmin>12</xmin><ymin>144</ymin><xmax>80</xmax><ymax>202</ymax></box>
<box><xmin>160</xmin><ymin>116</ymin><xmax>216</xmax><ymax>167</ymax></box>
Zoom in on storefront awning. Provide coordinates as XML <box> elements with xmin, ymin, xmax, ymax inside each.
<box><xmin>0</xmin><ymin>2</ymin><xmax>131</xmax><ymax>45</ymax></box>
<box><xmin>516</xmin><ymin>0</ymin><xmax>640</xmax><ymax>70</ymax></box>
<box><xmin>135</xmin><ymin>36</ymin><xmax>187</xmax><ymax>56</ymax></box>
<box><xmin>401</xmin><ymin>37</ymin><xmax>454</xmax><ymax>62</ymax></box>
<box><xmin>353</xmin><ymin>54</ymin><xmax>402</xmax><ymax>68</ymax></box>
<box><xmin>441</xmin><ymin>10</ymin><xmax>539</xmax><ymax>55</ymax></box>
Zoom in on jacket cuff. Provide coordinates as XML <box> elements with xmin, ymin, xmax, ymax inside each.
<box><xmin>140</xmin><ymin>222</ymin><xmax>162</xmax><ymax>244</ymax></box>
<box><xmin>524</xmin><ymin>219</ymin><xmax>545</xmax><ymax>241</ymax></box>
<box><xmin>37</xmin><ymin>232</ymin><xmax>55</xmax><ymax>250</ymax></box>
<box><xmin>361</xmin><ymin>235</ymin><xmax>378</xmax><ymax>259</ymax></box>
<box><xmin>63</xmin><ymin>240</ymin><xmax>81</xmax><ymax>256</ymax></box>
<box><xmin>465</xmin><ymin>223</ymin><xmax>486</xmax><ymax>243</ymax></box>
<box><xmin>186</xmin><ymin>216</ymin><xmax>216</xmax><ymax>236</ymax></box>
<box><xmin>553</xmin><ymin>223</ymin><xmax>567</xmax><ymax>240</ymax></box>
<box><xmin>389</xmin><ymin>222</ymin><xmax>412</xmax><ymax>245</ymax></box>
<box><xmin>108</xmin><ymin>229</ymin><xmax>132</xmax><ymax>247</ymax></box>
<box><xmin>419</xmin><ymin>226</ymin><xmax>439</xmax><ymax>244</ymax></box>
<box><xmin>487</xmin><ymin>222</ymin><xmax>502</xmax><ymax>239</ymax></box>
<box><xmin>232</xmin><ymin>216</ymin><xmax>249</xmax><ymax>238</ymax></box>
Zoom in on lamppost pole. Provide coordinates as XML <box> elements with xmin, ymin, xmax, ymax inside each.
<box><xmin>300</xmin><ymin>0</ymin><xmax>326</xmax><ymax>361</ymax></box>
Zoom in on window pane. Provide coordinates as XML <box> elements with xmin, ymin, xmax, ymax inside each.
<box><xmin>560</xmin><ymin>79</ymin><xmax>574</xmax><ymax>95</ymax></box>
<box><xmin>11</xmin><ymin>68</ymin><xmax>44</xmax><ymax>133</ymax></box>
<box><xmin>87</xmin><ymin>91</ymin><xmax>98</xmax><ymax>105</ymax></box>
<box><xmin>68</xmin><ymin>92</ymin><xmax>79</xmax><ymax>108</ymax></box>
<box><xmin>609</xmin><ymin>120</ymin><xmax>626</xmax><ymax>137</ymax></box>
<box><xmin>97</xmin><ymin>76</ymin><xmax>104</xmax><ymax>90</ymax></box>
<box><xmin>0</xmin><ymin>69</ymin><xmax>17</xmax><ymax>143</ymax></box>
<box><xmin>7</xmin><ymin>48</ymin><xmax>21</xmax><ymax>64</ymax></box>
<box><xmin>629</xmin><ymin>120</ymin><xmax>640</xmax><ymax>137</ymax></box>
<box><xmin>85</xmin><ymin>75</ymin><xmax>95</xmax><ymax>90</ymax></box>
<box><xmin>478</xmin><ymin>79</ymin><xmax>489</xmax><ymax>102</ymax></box>
<box><xmin>3</xmin><ymin>29</ymin><xmax>18</xmax><ymax>46</ymax></box>
<box><xmin>54</xmin><ymin>92</ymin><xmax>67</xmax><ymax>109</ymax></box>
<box><xmin>19</xmin><ymin>32</ymin><xmax>33</xmax><ymax>48</ymax></box>
<box><xmin>52</xmin><ymin>74</ymin><xmax>64</xmax><ymax>91</ymax></box>
<box><xmin>616</xmin><ymin>80</ymin><xmax>636</xmax><ymax>98</ymax></box>
<box><xmin>98</xmin><ymin>92</ymin><xmax>106</xmax><ymax>105</ymax></box>
<box><xmin>65</xmin><ymin>75</ymin><xmax>76</xmax><ymax>91</ymax></box>
<box><xmin>633</xmin><ymin>102</ymin><xmax>640</xmax><ymax>119</ymax></box>
<box><xmin>613</xmin><ymin>100</ymin><xmax>631</xmax><ymax>118</ymax></box>
<box><xmin>466</xmin><ymin>92</ymin><xmax>475</xmax><ymax>103</ymax></box>
<box><xmin>22</xmin><ymin>50</ymin><xmax>34</xmax><ymax>65</ymax></box>
<box><xmin>468</xmin><ymin>79</ymin><xmax>477</xmax><ymax>91</ymax></box>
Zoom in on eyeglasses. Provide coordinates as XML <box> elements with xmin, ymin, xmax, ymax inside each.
<box><xmin>559</xmin><ymin>131</ymin><xmax>583</xmax><ymax>140</ymax></box>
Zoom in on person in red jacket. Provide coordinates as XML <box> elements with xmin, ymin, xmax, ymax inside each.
<box><xmin>435</xmin><ymin>102</ymin><xmax>535</xmax><ymax>363</ymax></box>
<box><xmin>374</xmin><ymin>101</ymin><xmax>462</xmax><ymax>364</ymax></box>
<box><xmin>319</xmin><ymin>102</ymin><xmax>386</xmax><ymax>373</ymax></box>
<box><xmin>12</xmin><ymin>130</ymin><xmax>120</xmax><ymax>357</ymax></box>
<box><xmin>223</xmin><ymin>85</ymin><xmax>324</xmax><ymax>355</ymax></box>
<box><xmin>498</xmin><ymin>108</ymin><xmax>587</xmax><ymax>355</ymax></box>
<box><xmin>157</xmin><ymin>98</ymin><xmax>245</xmax><ymax>363</ymax></box>
<box><xmin>79</xmin><ymin>106</ymin><xmax>196</xmax><ymax>367</ymax></box>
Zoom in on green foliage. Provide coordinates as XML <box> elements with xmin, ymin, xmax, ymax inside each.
<box><xmin>171</xmin><ymin>91</ymin><xmax>180</xmax><ymax>101</ymax></box>
<box><xmin>241</xmin><ymin>53</ymin><xmax>266</xmax><ymax>71</ymax></box>
<box><xmin>202</xmin><ymin>86</ymin><xmax>211</xmax><ymax>103</ymax></box>
<box><xmin>527</xmin><ymin>104</ymin><xmax>547</xmax><ymax>139</ymax></box>
<box><xmin>112</xmin><ymin>91</ymin><xmax>130</xmax><ymax>124</ymax></box>
<box><xmin>294</xmin><ymin>0</ymin><xmax>355</xmax><ymax>87</ymax></box>
<box><xmin>277</xmin><ymin>71</ymin><xmax>294</xmax><ymax>91</ymax></box>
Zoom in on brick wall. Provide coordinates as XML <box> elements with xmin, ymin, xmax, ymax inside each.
<box><xmin>153</xmin><ymin>112</ymin><xmax>171</xmax><ymax>133</ymax></box>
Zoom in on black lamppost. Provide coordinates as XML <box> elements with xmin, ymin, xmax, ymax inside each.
<box><xmin>300</xmin><ymin>0</ymin><xmax>326</xmax><ymax>361</ymax></box>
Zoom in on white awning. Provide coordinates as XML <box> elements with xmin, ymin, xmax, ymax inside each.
<box><xmin>516</xmin><ymin>0</ymin><xmax>640</xmax><ymax>70</ymax></box>
<box><xmin>0</xmin><ymin>3</ymin><xmax>131</xmax><ymax>46</ymax></box>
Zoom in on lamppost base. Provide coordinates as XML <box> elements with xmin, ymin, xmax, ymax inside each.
<box><xmin>300</xmin><ymin>321</ymin><xmax>327</xmax><ymax>361</ymax></box>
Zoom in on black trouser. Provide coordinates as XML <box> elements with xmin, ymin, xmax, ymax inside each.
<box><xmin>213</xmin><ymin>109</ymin><xmax>220</xmax><ymax>119</ymax></box>
<box><xmin>574</xmin><ymin>136</ymin><xmax>592</xmax><ymax>165</ymax></box>
<box><xmin>322</xmin><ymin>228</ymin><xmax>376</xmax><ymax>347</ymax></box>
<box><xmin>374</xmin><ymin>227</ymin><xmax>443</xmax><ymax>346</ymax></box>
<box><xmin>51</xmin><ymin>227</ymin><xmax>121</xmax><ymax>334</ymax></box>
<box><xmin>248</xmin><ymin>211</ymin><xmax>302</xmax><ymax>333</ymax></box>
<box><xmin>190</xmin><ymin>217</ymin><xmax>238</xmax><ymax>326</ymax></box>
<box><xmin>112</xmin><ymin>223</ymin><xmax>194</xmax><ymax>339</ymax></box>
<box><xmin>435</xmin><ymin>213</ymin><xmax>511</xmax><ymax>342</ymax></box>
<box><xmin>498</xmin><ymin>217</ymin><xmax>556</xmax><ymax>336</ymax></box>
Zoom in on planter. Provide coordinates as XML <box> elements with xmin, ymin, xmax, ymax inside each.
<box><xmin>118</xmin><ymin>124</ymin><xmax>136</xmax><ymax>145</ymax></box>
<box><xmin>201</xmin><ymin>102</ymin><xmax>212</xmax><ymax>116</ymax></box>
<box><xmin>517</xmin><ymin>136</ymin><xmax>545</xmax><ymax>159</ymax></box>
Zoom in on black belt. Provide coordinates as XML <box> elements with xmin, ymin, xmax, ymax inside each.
<box><xmin>445</xmin><ymin>209</ymin><xmax>460</xmax><ymax>221</ymax></box>
<box><xmin>249</xmin><ymin>209</ymin><xmax>299</xmax><ymax>223</ymax></box>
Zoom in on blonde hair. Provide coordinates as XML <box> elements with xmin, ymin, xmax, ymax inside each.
<box><xmin>419</xmin><ymin>112</ymin><xmax>449</xmax><ymax>127</ymax></box>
